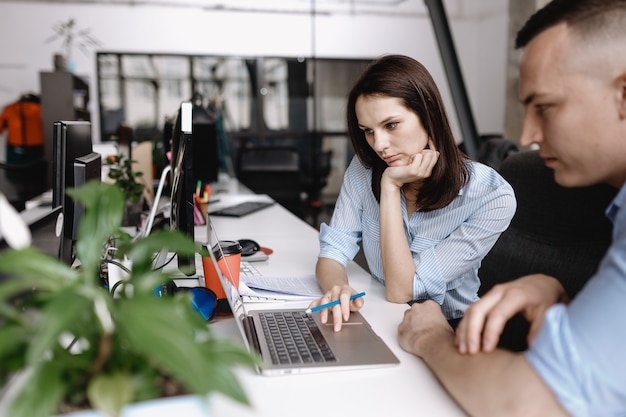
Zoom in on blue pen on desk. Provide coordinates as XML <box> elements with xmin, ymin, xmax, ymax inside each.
<box><xmin>304</xmin><ymin>291</ymin><xmax>366</xmax><ymax>315</ymax></box>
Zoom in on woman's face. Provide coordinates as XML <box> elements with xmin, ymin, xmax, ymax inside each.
<box><xmin>355</xmin><ymin>95</ymin><xmax>429</xmax><ymax>167</ymax></box>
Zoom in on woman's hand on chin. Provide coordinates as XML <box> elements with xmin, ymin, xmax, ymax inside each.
<box><xmin>383</xmin><ymin>147</ymin><xmax>439</xmax><ymax>187</ymax></box>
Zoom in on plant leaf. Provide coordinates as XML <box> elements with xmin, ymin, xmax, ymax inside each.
<box><xmin>116</xmin><ymin>297</ymin><xmax>209</xmax><ymax>384</ymax></box>
<box><xmin>0</xmin><ymin>191</ymin><xmax>31</xmax><ymax>248</ymax></box>
<box><xmin>116</xmin><ymin>229</ymin><xmax>202</xmax><ymax>278</ymax></box>
<box><xmin>7</xmin><ymin>363</ymin><xmax>66</xmax><ymax>417</ymax></box>
<box><xmin>116</xmin><ymin>295</ymin><xmax>252</xmax><ymax>404</ymax></box>
<box><xmin>0</xmin><ymin>325</ymin><xmax>29</xmax><ymax>358</ymax></box>
<box><xmin>197</xmin><ymin>340</ymin><xmax>259</xmax><ymax>404</ymax></box>
<box><xmin>0</xmin><ymin>248</ymin><xmax>79</xmax><ymax>296</ymax></box>
<box><xmin>88</xmin><ymin>372</ymin><xmax>134</xmax><ymax>417</ymax></box>
<box><xmin>68</xmin><ymin>181</ymin><xmax>125</xmax><ymax>275</ymax></box>
<box><xmin>0</xmin><ymin>326</ymin><xmax>29</xmax><ymax>381</ymax></box>
<box><xmin>27</xmin><ymin>286</ymin><xmax>94</xmax><ymax>365</ymax></box>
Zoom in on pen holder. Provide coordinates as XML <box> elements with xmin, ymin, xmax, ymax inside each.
<box><xmin>193</xmin><ymin>199</ymin><xmax>208</xmax><ymax>225</ymax></box>
<box><xmin>202</xmin><ymin>240</ymin><xmax>242</xmax><ymax>299</ymax></box>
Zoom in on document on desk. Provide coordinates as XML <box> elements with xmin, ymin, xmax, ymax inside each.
<box><xmin>240</xmin><ymin>274</ymin><xmax>323</xmax><ymax>301</ymax></box>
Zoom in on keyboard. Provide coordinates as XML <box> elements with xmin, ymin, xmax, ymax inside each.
<box><xmin>211</xmin><ymin>201</ymin><xmax>274</xmax><ymax>217</ymax></box>
<box><xmin>259</xmin><ymin>311</ymin><xmax>336</xmax><ymax>365</ymax></box>
<box><xmin>240</xmin><ymin>261</ymin><xmax>261</xmax><ymax>278</ymax></box>
<box><xmin>239</xmin><ymin>262</ymin><xmax>283</xmax><ymax>302</ymax></box>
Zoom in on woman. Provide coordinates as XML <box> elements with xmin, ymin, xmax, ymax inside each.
<box><xmin>312</xmin><ymin>55</ymin><xmax>516</xmax><ymax>331</ymax></box>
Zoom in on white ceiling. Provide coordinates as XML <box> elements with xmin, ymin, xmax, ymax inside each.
<box><xmin>0</xmin><ymin>0</ymin><xmax>419</xmax><ymax>17</ymax></box>
<box><xmin>0</xmin><ymin>0</ymin><xmax>508</xmax><ymax>18</ymax></box>
<box><xmin>0</xmin><ymin>0</ymin><xmax>408</xmax><ymax>2</ymax></box>
<box><xmin>0</xmin><ymin>0</ymin><xmax>412</xmax><ymax>5</ymax></box>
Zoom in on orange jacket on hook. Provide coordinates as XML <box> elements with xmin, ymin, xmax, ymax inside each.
<box><xmin>0</xmin><ymin>97</ymin><xmax>44</xmax><ymax>147</ymax></box>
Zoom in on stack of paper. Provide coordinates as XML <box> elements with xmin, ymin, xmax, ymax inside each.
<box><xmin>239</xmin><ymin>274</ymin><xmax>323</xmax><ymax>302</ymax></box>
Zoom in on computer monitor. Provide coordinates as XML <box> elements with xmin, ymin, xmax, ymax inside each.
<box><xmin>72</xmin><ymin>152</ymin><xmax>102</xmax><ymax>239</ymax></box>
<box><xmin>169</xmin><ymin>102</ymin><xmax>196</xmax><ymax>276</ymax></box>
<box><xmin>52</xmin><ymin>121</ymin><xmax>100</xmax><ymax>265</ymax></box>
<box><xmin>191</xmin><ymin>104</ymin><xmax>219</xmax><ymax>185</ymax></box>
<box><xmin>167</xmin><ymin>102</ymin><xmax>219</xmax><ymax>185</ymax></box>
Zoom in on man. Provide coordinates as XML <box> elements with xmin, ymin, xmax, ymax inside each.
<box><xmin>397</xmin><ymin>1</ymin><xmax>626</xmax><ymax>416</ymax></box>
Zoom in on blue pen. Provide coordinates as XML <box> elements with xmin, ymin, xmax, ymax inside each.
<box><xmin>304</xmin><ymin>291</ymin><xmax>366</xmax><ymax>314</ymax></box>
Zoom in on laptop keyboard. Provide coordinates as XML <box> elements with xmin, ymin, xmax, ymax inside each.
<box><xmin>240</xmin><ymin>261</ymin><xmax>261</xmax><ymax>277</ymax></box>
<box><xmin>259</xmin><ymin>311</ymin><xmax>337</xmax><ymax>365</ymax></box>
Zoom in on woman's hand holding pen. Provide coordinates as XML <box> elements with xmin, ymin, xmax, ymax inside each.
<box><xmin>307</xmin><ymin>285</ymin><xmax>365</xmax><ymax>332</ymax></box>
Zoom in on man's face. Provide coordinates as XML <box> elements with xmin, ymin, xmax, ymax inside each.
<box><xmin>518</xmin><ymin>24</ymin><xmax>626</xmax><ymax>188</ymax></box>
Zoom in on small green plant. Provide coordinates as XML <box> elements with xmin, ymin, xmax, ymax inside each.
<box><xmin>105</xmin><ymin>145</ymin><xmax>145</xmax><ymax>204</ymax></box>
<box><xmin>0</xmin><ymin>182</ymin><xmax>257</xmax><ymax>417</ymax></box>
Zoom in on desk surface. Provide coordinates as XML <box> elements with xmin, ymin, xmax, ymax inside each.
<box><xmin>194</xmin><ymin>193</ymin><xmax>467</xmax><ymax>417</ymax></box>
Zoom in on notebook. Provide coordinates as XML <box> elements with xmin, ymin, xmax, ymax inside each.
<box><xmin>207</xmin><ymin>221</ymin><xmax>400</xmax><ymax>376</ymax></box>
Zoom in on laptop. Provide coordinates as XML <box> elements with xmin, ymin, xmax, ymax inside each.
<box><xmin>207</xmin><ymin>221</ymin><xmax>400</xmax><ymax>376</ymax></box>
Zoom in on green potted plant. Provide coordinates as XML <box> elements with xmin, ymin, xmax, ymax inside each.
<box><xmin>45</xmin><ymin>18</ymin><xmax>102</xmax><ymax>72</ymax></box>
<box><xmin>104</xmin><ymin>142</ymin><xmax>146</xmax><ymax>226</ymax></box>
<box><xmin>0</xmin><ymin>182</ymin><xmax>258</xmax><ymax>417</ymax></box>
<box><xmin>104</xmin><ymin>146</ymin><xmax>145</xmax><ymax>205</ymax></box>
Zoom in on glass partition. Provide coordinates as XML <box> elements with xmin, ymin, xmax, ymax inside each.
<box><xmin>96</xmin><ymin>53</ymin><xmax>372</xmax><ymax>207</ymax></box>
<box><xmin>98</xmin><ymin>53</ymin><xmax>370</xmax><ymax>140</ymax></box>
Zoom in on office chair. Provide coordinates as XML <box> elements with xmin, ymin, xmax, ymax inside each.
<box><xmin>478</xmin><ymin>150</ymin><xmax>617</xmax><ymax>351</ymax></box>
<box><xmin>237</xmin><ymin>145</ymin><xmax>303</xmax><ymax>213</ymax></box>
<box><xmin>0</xmin><ymin>158</ymin><xmax>47</xmax><ymax>211</ymax></box>
<box><xmin>301</xmin><ymin>148</ymin><xmax>333</xmax><ymax>225</ymax></box>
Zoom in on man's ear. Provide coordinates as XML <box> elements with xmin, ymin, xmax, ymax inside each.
<box><xmin>615</xmin><ymin>71</ymin><xmax>626</xmax><ymax>119</ymax></box>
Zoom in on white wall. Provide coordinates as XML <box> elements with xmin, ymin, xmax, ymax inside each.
<box><xmin>0</xmin><ymin>0</ymin><xmax>509</xmax><ymax>144</ymax></box>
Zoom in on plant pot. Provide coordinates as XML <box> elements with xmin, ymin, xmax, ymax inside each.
<box><xmin>53</xmin><ymin>53</ymin><xmax>67</xmax><ymax>71</ymax></box>
<box><xmin>122</xmin><ymin>197</ymin><xmax>144</xmax><ymax>227</ymax></box>
<box><xmin>55</xmin><ymin>395</ymin><xmax>212</xmax><ymax>417</ymax></box>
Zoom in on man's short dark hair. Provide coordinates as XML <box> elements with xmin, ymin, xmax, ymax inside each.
<box><xmin>516</xmin><ymin>0</ymin><xmax>626</xmax><ymax>49</ymax></box>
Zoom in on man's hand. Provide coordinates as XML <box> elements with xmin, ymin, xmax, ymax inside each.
<box><xmin>455</xmin><ymin>274</ymin><xmax>568</xmax><ymax>354</ymax></box>
<box><xmin>398</xmin><ymin>300</ymin><xmax>454</xmax><ymax>357</ymax></box>
<box><xmin>397</xmin><ymin>298</ymin><xmax>570</xmax><ymax>417</ymax></box>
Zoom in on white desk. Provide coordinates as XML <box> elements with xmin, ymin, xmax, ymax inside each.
<box><xmin>194</xmin><ymin>194</ymin><xmax>467</xmax><ymax>417</ymax></box>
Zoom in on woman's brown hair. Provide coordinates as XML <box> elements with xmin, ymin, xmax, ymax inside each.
<box><xmin>346</xmin><ymin>55</ymin><xmax>469</xmax><ymax>211</ymax></box>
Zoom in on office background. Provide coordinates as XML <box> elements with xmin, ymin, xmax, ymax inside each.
<box><xmin>0</xmin><ymin>0</ymin><xmax>547</xmax><ymax>222</ymax></box>
<box><xmin>1</xmin><ymin>0</ymin><xmax>519</xmax><ymax>141</ymax></box>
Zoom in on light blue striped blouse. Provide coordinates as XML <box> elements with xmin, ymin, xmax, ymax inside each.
<box><xmin>318</xmin><ymin>156</ymin><xmax>516</xmax><ymax>319</ymax></box>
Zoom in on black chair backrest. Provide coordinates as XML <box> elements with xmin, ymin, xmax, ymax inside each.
<box><xmin>237</xmin><ymin>146</ymin><xmax>302</xmax><ymax>209</ymax></box>
<box><xmin>477</xmin><ymin>150</ymin><xmax>617</xmax><ymax>351</ymax></box>
<box><xmin>0</xmin><ymin>159</ymin><xmax>48</xmax><ymax>211</ymax></box>
<box><xmin>479</xmin><ymin>150</ymin><xmax>616</xmax><ymax>298</ymax></box>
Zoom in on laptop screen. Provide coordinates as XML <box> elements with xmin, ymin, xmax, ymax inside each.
<box><xmin>206</xmin><ymin>218</ymin><xmax>251</xmax><ymax>348</ymax></box>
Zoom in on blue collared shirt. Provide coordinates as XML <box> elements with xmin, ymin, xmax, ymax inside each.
<box><xmin>526</xmin><ymin>182</ymin><xmax>626</xmax><ymax>417</ymax></box>
<box><xmin>318</xmin><ymin>156</ymin><xmax>516</xmax><ymax>319</ymax></box>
